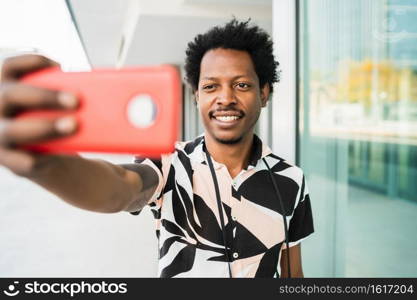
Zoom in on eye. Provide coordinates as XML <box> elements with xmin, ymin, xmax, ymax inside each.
<box><xmin>235</xmin><ymin>82</ymin><xmax>251</xmax><ymax>90</ymax></box>
<box><xmin>202</xmin><ymin>84</ymin><xmax>216</xmax><ymax>91</ymax></box>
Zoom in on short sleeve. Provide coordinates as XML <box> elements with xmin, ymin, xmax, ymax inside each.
<box><xmin>282</xmin><ymin>174</ymin><xmax>314</xmax><ymax>249</ymax></box>
<box><xmin>129</xmin><ymin>156</ymin><xmax>165</xmax><ymax>216</ymax></box>
<box><xmin>135</xmin><ymin>156</ymin><xmax>165</xmax><ymax>205</ymax></box>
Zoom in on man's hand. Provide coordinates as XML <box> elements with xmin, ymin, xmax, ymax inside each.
<box><xmin>0</xmin><ymin>55</ymin><xmax>157</xmax><ymax>213</ymax></box>
<box><xmin>280</xmin><ymin>244</ymin><xmax>304</xmax><ymax>278</ymax></box>
<box><xmin>0</xmin><ymin>54</ymin><xmax>78</xmax><ymax>177</ymax></box>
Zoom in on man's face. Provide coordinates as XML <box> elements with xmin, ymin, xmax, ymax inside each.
<box><xmin>195</xmin><ymin>48</ymin><xmax>269</xmax><ymax>145</ymax></box>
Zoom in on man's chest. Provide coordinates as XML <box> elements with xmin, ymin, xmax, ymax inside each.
<box><xmin>158</xmin><ymin>163</ymin><xmax>297</xmax><ymax>252</ymax></box>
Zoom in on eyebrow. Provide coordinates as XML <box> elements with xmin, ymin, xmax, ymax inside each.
<box><xmin>201</xmin><ymin>75</ymin><xmax>250</xmax><ymax>81</ymax></box>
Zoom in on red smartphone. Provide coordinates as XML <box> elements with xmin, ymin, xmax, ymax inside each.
<box><xmin>19</xmin><ymin>66</ymin><xmax>182</xmax><ymax>157</ymax></box>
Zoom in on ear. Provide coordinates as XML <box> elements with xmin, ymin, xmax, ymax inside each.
<box><xmin>194</xmin><ymin>90</ymin><xmax>199</xmax><ymax>106</ymax></box>
<box><xmin>260</xmin><ymin>83</ymin><xmax>270</xmax><ymax>107</ymax></box>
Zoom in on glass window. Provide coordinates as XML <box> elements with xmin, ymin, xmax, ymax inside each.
<box><xmin>298</xmin><ymin>0</ymin><xmax>417</xmax><ymax>276</ymax></box>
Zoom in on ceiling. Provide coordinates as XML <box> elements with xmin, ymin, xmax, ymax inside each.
<box><xmin>68</xmin><ymin>0</ymin><xmax>272</xmax><ymax>68</ymax></box>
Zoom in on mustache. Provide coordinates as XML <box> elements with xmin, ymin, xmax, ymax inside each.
<box><xmin>209</xmin><ymin>108</ymin><xmax>245</xmax><ymax>118</ymax></box>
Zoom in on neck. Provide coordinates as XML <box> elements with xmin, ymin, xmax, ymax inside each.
<box><xmin>204</xmin><ymin>133</ymin><xmax>254</xmax><ymax>178</ymax></box>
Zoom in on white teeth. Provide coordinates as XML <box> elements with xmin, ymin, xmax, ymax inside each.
<box><xmin>215</xmin><ymin>116</ymin><xmax>240</xmax><ymax>122</ymax></box>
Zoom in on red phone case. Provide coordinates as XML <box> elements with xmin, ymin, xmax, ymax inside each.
<box><xmin>19</xmin><ymin>66</ymin><xmax>181</xmax><ymax>157</ymax></box>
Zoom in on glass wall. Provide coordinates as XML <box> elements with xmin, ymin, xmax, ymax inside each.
<box><xmin>298</xmin><ymin>0</ymin><xmax>417</xmax><ymax>276</ymax></box>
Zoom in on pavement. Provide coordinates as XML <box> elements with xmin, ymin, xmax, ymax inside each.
<box><xmin>0</xmin><ymin>153</ymin><xmax>158</xmax><ymax>277</ymax></box>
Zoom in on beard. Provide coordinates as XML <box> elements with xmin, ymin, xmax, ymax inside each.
<box><xmin>210</xmin><ymin>114</ymin><xmax>260</xmax><ymax>145</ymax></box>
<box><xmin>205</xmin><ymin>107</ymin><xmax>261</xmax><ymax>145</ymax></box>
<box><xmin>213</xmin><ymin>134</ymin><xmax>243</xmax><ymax>145</ymax></box>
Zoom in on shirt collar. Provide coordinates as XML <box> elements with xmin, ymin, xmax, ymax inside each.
<box><xmin>190</xmin><ymin>134</ymin><xmax>272</xmax><ymax>170</ymax></box>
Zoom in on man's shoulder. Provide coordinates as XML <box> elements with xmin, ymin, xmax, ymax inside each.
<box><xmin>174</xmin><ymin>135</ymin><xmax>204</xmax><ymax>155</ymax></box>
<box><xmin>145</xmin><ymin>135</ymin><xmax>204</xmax><ymax>166</ymax></box>
<box><xmin>264</xmin><ymin>152</ymin><xmax>305</xmax><ymax>181</ymax></box>
<box><xmin>135</xmin><ymin>136</ymin><xmax>202</xmax><ymax>163</ymax></box>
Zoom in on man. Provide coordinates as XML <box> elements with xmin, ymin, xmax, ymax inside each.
<box><xmin>0</xmin><ymin>19</ymin><xmax>313</xmax><ymax>277</ymax></box>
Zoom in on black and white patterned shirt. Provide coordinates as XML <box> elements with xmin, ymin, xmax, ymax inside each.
<box><xmin>132</xmin><ymin>134</ymin><xmax>314</xmax><ymax>277</ymax></box>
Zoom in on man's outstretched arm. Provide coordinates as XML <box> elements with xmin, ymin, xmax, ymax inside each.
<box><xmin>26</xmin><ymin>155</ymin><xmax>159</xmax><ymax>213</ymax></box>
<box><xmin>0</xmin><ymin>54</ymin><xmax>159</xmax><ymax>213</ymax></box>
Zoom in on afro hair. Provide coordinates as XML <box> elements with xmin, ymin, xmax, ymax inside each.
<box><xmin>184</xmin><ymin>18</ymin><xmax>280</xmax><ymax>93</ymax></box>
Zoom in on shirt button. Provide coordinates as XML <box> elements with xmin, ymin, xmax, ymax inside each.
<box><xmin>232</xmin><ymin>216</ymin><xmax>237</xmax><ymax>221</ymax></box>
<box><xmin>233</xmin><ymin>252</ymin><xmax>239</xmax><ymax>259</ymax></box>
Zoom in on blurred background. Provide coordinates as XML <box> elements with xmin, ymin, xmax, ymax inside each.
<box><xmin>0</xmin><ymin>0</ymin><xmax>416</xmax><ymax>277</ymax></box>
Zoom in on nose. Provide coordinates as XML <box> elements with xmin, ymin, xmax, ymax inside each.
<box><xmin>216</xmin><ymin>86</ymin><xmax>236</xmax><ymax>106</ymax></box>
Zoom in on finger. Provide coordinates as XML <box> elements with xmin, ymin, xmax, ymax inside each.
<box><xmin>1</xmin><ymin>55</ymin><xmax>59</xmax><ymax>82</ymax></box>
<box><xmin>0</xmin><ymin>83</ymin><xmax>78</xmax><ymax>116</ymax></box>
<box><xmin>0</xmin><ymin>117</ymin><xmax>77</xmax><ymax>147</ymax></box>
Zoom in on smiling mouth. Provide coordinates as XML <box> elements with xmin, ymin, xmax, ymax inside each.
<box><xmin>210</xmin><ymin>110</ymin><xmax>244</xmax><ymax>123</ymax></box>
<box><xmin>213</xmin><ymin>115</ymin><xmax>241</xmax><ymax>122</ymax></box>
